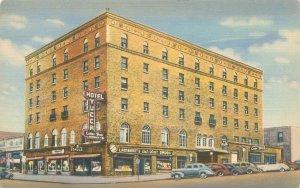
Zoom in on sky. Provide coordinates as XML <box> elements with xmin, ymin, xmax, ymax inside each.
<box><xmin>0</xmin><ymin>0</ymin><xmax>300</xmax><ymax>133</ymax></box>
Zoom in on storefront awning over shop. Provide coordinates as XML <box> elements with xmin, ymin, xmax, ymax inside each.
<box><xmin>197</xmin><ymin>148</ymin><xmax>229</xmax><ymax>154</ymax></box>
<box><xmin>46</xmin><ymin>155</ymin><xmax>69</xmax><ymax>161</ymax></box>
<box><xmin>26</xmin><ymin>157</ymin><xmax>44</xmax><ymax>161</ymax></box>
<box><xmin>70</xmin><ymin>154</ymin><xmax>100</xmax><ymax>159</ymax></box>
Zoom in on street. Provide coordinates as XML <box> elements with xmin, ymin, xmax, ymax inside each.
<box><xmin>1</xmin><ymin>171</ymin><xmax>300</xmax><ymax>188</ymax></box>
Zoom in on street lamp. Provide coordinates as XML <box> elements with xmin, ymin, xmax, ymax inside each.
<box><xmin>242</xmin><ymin>147</ymin><xmax>246</xmax><ymax>162</ymax></box>
<box><xmin>210</xmin><ymin>151</ymin><xmax>213</xmax><ymax>162</ymax></box>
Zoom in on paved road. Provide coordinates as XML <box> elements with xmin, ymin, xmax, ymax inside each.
<box><xmin>1</xmin><ymin>171</ymin><xmax>300</xmax><ymax>188</ymax></box>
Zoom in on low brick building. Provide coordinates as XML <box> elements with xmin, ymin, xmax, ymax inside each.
<box><xmin>24</xmin><ymin>11</ymin><xmax>280</xmax><ymax>176</ymax></box>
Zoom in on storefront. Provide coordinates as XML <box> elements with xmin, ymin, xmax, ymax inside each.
<box><xmin>249</xmin><ymin>152</ymin><xmax>261</xmax><ymax>164</ymax></box>
<box><xmin>156</xmin><ymin>156</ymin><xmax>172</xmax><ymax>171</ymax></box>
<box><xmin>46</xmin><ymin>155</ymin><xmax>69</xmax><ymax>175</ymax></box>
<box><xmin>72</xmin><ymin>154</ymin><xmax>101</xmax><ymax>176</ymax></box>
<box><xmin>113</xmin><ymin>154</ymin><xmax>133</xmax><ymax>175</ymax></box>
<box><xmin>26</xmin><ymin>157</ymin><xmax>44</xmax><ymax>175</ymax></box>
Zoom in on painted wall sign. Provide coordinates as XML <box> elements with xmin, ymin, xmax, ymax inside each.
<box><xmin>51</xmin><ymin>149</ymin><xmax>64</xmax><ymax>155</ymax></box>
<box><xmin>71</xmin><ymin>144</ymin><xmax>84</xmax><ymax>152</ymax></box>
<box><xmin>110</xmin><ymin>145</ymin><xmax>172</xmax><ymax>155</ymax></box>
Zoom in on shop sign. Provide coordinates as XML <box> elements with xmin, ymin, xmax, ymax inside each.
<box><xmin>51</xmin><ymin>149</ymin><xmax>64</xmax><ymax>155</ymax></box>
<box><xmin>250</xmin><ymin>145</ymin><xmax>266</xmax><ymax>151</ymax></box>
<box><xmin>198</xmin><ymin>149</ymin><xmax>212</xmax><ymax>152</ymax></box>
<box><xmin>109</xmin><ymin>145</ymin><xmax>172</xmax><ymax>155</ymax></box>
<box><xmin>71</xmin><ymin>144</ymin><xmax>84</xmax><ymax>152</ymax></box>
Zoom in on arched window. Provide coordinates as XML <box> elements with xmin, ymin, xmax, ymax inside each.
<box><xmin>28</xmin><ymin>133</ymin><xmax>33</xmax><ymax>149</ymax></box>
<box><xmin>44</xmin><ymin>134</ymin><xmax>49</xmax><ymax>147</ymax></box>
<box><xmin>61</xmin><ymin>128</ymin><xmax>67</xmax><ymax>146</ymax></box>
<box><xmin>52</xmin><ymin>129</ymin><xmax>58</xmax><ymax>147</ymax></box>
<box><xmin>70</xmin><ymin>130</ymin><xmax>75</xmax><ymax>144</ymax></box>
<box><xmin>254</xmin><ymin>79</ymin><xmax>258</xmax><ymax>88</ymax></box>
<box><xmin>52</xmin><ymin>54</ymin><xmax>56</xmax><ymax>67</ymax></box>
<box><xmin>37</xmin><ymin>62</ymin><xmax>41</xmax><ymax>74</ymax></box>
<box><xmin>83</xmin><ymin>38</ymin><xmax>88</xmax><ymax>52</ymax></box>
<box><xmin>81</xmin><ymin>123</ymin><xmax>88</xmax><ymax>144</ymax></box>
<box><xmin>196</xmin><ymin>134</ymin><xmax>202</xmax><ymax>147</ymax></box>
<box><xmin>161</xmin><ymin>128</ymin><xmax>169</xmax><ymax>146</ymax></box>
<box><xmin>179</xmin><ymin>130</ymin><xmax>187</xmax><ymax>147</ymax></box>
<box><xmin>195</xmin><ymin>59</ymin><xmax>200</xmax><ymax>70</ymax></box>
<box><xmin>142</xmin><ymin>125</ymin><xmax>151</xmax><ymax>144</ymax></box>
<box><xmin>162</xmin><ymin>47</ymin><xmax>168</xmax><ymax>60</ymax></box>
<box><xmin>202</xmin><ymin>135</ymin><xmax>207</xmax><ymax>147</ymax></box>
<box><xmin>179</xmin><ymin>53</ymin><xmax>184</xmax><ymax>65</ymax></box>
<box><xmin>120</xmin><ymin>123</ymin><xmax>129</xmax><ymax>143</ymax></box>
<box><xmin>208</xmin><ymin>136</ymin><xmax>214</xmax><ymax>147</ymax></box>
<box><xmin>35</xmin><ymin>132</ymin><xmax>40</xmax><ymax>149</ymax></box>
<box><xmin>209</xmin><ymin>64</ymin><xmax>214</xmax><ymax>75</ymax></box>
<box><xmin>64</xmin><ymin>48</ymin><xmax>68</xmax><ymax>62</ymax></box>
<box><xmin>222</xmin><ymin>69</ymin><xmax>227</xmax><ymax>79</ymax></box>
<box><xmin>29</xmin><ymin>66</ymin><xmax>33</xmax><ymax>77</ymax></box>
<box><xmin>244</xmin><ymin>76</ymin><xmax>248</xmax><ymax>86</ymax></box>
<box><xmin>143</xmin><ymin>41</ymin><xmax>149</xmax><ymax>54</ymax></box>
<box><xmin>233</xmin><ymin>72</ymin><xmax>238</xmax><ymax>83</ymax></box>
<box><xmin>121</xmin><ymin>33</ymin><xmax>128</xmax><ymax>48</ymax></box>
<box><xmin>95</xmin><ymin>32</ymin><xmax>100</xmax><ymax>48</ymax></box>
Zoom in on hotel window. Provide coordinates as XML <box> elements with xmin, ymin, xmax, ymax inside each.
<box><xmin>234</xmin><ymin>88</ymin><xmax>238</xmax><ymax>98</ymax></box>
<box><xmin>162</xmin><ymin>106</ymin><xmax>168</xmax><ymax>117</ymax></box>
<box><xmin>209</xmin><ymin>82</ymin><xmax>214</xmax><ymax>92</ymax></box>
<box><xmin>222</xmin><ymin>69</ymin><xmax>227</xmax><ymax>79</ymax></box>
<box><xmin>277</xmin><ymin>132</ymin><xmax>284</xmax><ymax>142</ymax></box>
<box><xmin>209</xmin><ymin>114</ymin><xmax>216</xmax><ymax>127</ymax></box>
<box><xmin>83</xmin><ymin>61</ymin><xmax>88</xmax><ymax>72</ymax></box>
<box><xmin>195</xmin><ymin>95</ymin><xmax>200</xmax><ymax>105</ymax></box>
<box><xmin>121</xmin><ymin>77</ymin><xmax>128</xmax><ymax>90</ymax></box>
<box><xmin>234</xmin><ymin>136</ymin><xmax>239</xmax><ymax>142</ymax></box>
<box><xmin>44</xmin><ymin>134</ymin><xmax>49</xmax><ymax>147</ymax></box>
<box><xmin>162</xmin><ymin>87</ymin><xmax>168</xmax><ymax>99</ymax></box>
<box><xmin>50</xmin><ymin>109</ymin><xmax>56</xmax><ymax>121</ymax></box>
<box><xmin>254</xmin><ymin>108</ymin><xmax>258</xmax><ymax>116</ymax></box>
<box><xmin>36</xmin><ymin>96</ymin><xmax>40</xmax><ymax>107</ymax></box>
<box><xmin>121</xmin><ymin>98</ymin><xmax>128</xmax><ymax>110</ymax></box>
<box><xmin>179</xmin><ymin>73</ymin><xmax>184</xmax><ymax>84</ymax></box>
<box><xmin>233</xmin><ymin>72</ymin><xmax>238</xmax><ymax>83</ymax></box>
<box><xmin>61</xmin><ymin>128</ymin><xmax>67</xmax><ymax>146</ymax></box>
<box><xmin>120</xmin><ymin>123</ymin><xmax>130</xmax><ymax>143</ymax></box>
<box><xmin>51</xmin><ymin>73</ymin><xmax>56</xmax><ymax>84</ymax></box>
<box><xmin>94</xmin><ymin>56</ymin><xmax>100</xmax><ymax>69</ymax></box>
<box><xmin>162</xmin><ymin>47</ymin><xmax>168</xmax><ymax>60</ymax></box>
<box><xmin>195</xmin><ymin>59</ymin><xmax>200</xmax><ymax>70</ymax></box>
<box><xmin>254</xmin><ymin>123</ymin><xmax>258</xmax><ymax>131</ymax></box>
<box><xmin>143</xmin><ymin>63</ymin><xmax>149</xmax><ymax>73</ymax></box>
<box><xmin>209</xmin><ymin>98</ymin><xmax>214</xmax><ymax>108</ymax></box>
<box><xmin>29</xmin><ymin>98</ymin><xmax>33</xmax><ymax>108</ymax></box>
<box><xmin>202</xmin><ymin>135</ymin><xmax>207</xmax><ymax>147</ymax></box>
<box><xmin>52</xmin><ymin>129</ymin><xmax>58</xmax><ymax>147</ymax></box>
<box><xmin>63</xmin><ymin>69</ymin><xmax>68</xmax><ymax>80</ymax></box>
<box><xmin>95</xmin><ymin>32</ymin><xmax>100</xmax><ymax>48</ymax></box>
<box><xmin>179</xmin><ymin>91</ymin><xmax>184</xmax><ymax>101</ymax></box>
<box><xmin>29</xmin><ymin>83</ymin><xmax>33</xmax><ymax>92</ymax></box>
<box><xmin>195</xmin><ymin>112</ymin><xmax>202</xmax><ymax>125</ymax></box>
<box><xmin>248</xmin><ymin>138</ymin><xmax>252</xmax><ymax>145</ymax></box>
<box><xmin>244</xmin><ymin>91</ymin><xmax>249</xmax><ymax>100</ymax></box>
<box><xmin>121</xmin><ymin>33</ymin><xmax>128</xmax><ymax>48</ymax></box>
<box><xmin>254</xmin><ymin>94</ymin><xmax>258</xmax><ymax>103</ymax></box>
<box><xmin>121</xmin><ymin>56</ymin><xmax>128</xmax><ymax>70</ymax></box>
<box><xmin>245</xmin><ymin>121</ymin><xmax>249</xmax><ymax>130</ymax></box>
<box><xmin>234</xmin><ymin>103</ymin><xmax>238</xmax><ymax>113</ymax></box>
<box><xmin>195</xmin><ymin>78</ymin><xmax>200</xmax><ymax>88</ymax></box>
<box><xmin>36</xmin><ymin>80</ymin><xmax>41</xmax><ymax>90</ymax></box>
<box><xmin>52</xmin><ymin>55</ymin><xmax>56</xmax><ymax>67</ymax></box>
<box><xmin>179</xmin><ymin>108</ymin><xmax>185</xmax><ymax>119</ymax></box>
<box><xmin>64</xmin><ymin>48</ymin><xmax>68</xmax><ymax>62</ymax></box>
<box><xmin>51</xmin><ymin>91</ymin><xmax>56</xmax><ymax>101</ymax></box>
<box><xmin>144</xmin><ymin>102</ymin><xmax>149</xmax><ymax>112</ymax></box>
<box><xmin>143</xmin><ymin>82</ymin><xmax>149</xmax><ymax>92</ymax></box>
<box><xmin>208</xmin><ymin>136</ymin><xmax>214</xmax><ymax>147</ymax></box>
<box><xmin>178</xmin><ymin>53</ymin><xmax>184</xmax><ymax>65</ymax></box>
<box><xmin>179</xmin><ymin>130</ymin><xmax>187</xmax><ymax>147</ymax></box>
<box><xmin>83</xmin><ymin>100</ymin><xmax>88</xmax><ymax>112</ymax></box>
<box><xmin>244</xmin><ymin>76</ymin><xmax>248</xmax><ymax>86</ymax></box>
<box><xmin>143</xmin><ymin>41</ymin><xmax>149</xmax><ymax>54</ymax></box>
<box><xmin>244</xmin><ymin>106</ymin><xmax>249</xmax><ymax>115</ymax></box>
<box><xmin>142</xmin><ymin>125</ymin><xmax>151</xmax><ymax>144</ymax></box>
<box><xmin>70</xmin><ymin>130</ymin><xmax>75</xmax><ymax>144</ymax></box>
<box><xmin>83</xmin><ymin>38</ymin><xmax>88</xmax><ymax>52</ymax></box>
<box><xmin>83</xmin><ymin>80</ymin><xmax>88</xmax><ymax>91</ymax></box>
<box><xmin>94</xmin><ymin>76</ymin><xmax>100</xmax><ymax>89</ymax></box>
<box><xmin>254</xmin><ymin>79</ymin><xmax>258</xmax><ymax>88</ymax></box>
<box><xmin>223</xmin><ymin>101</ymin><xmax>227</xmax><ymax>110</ymax></box>
<box><xmin>162</xmin><ymin>68</ymin><xmax>168</xmax><ymax>80</ymax></box>
<box><xmin>37</xmin><ymin>63</ymin><xmax>41</xmax><ymax>73</ymax></box>
<box><xmin>223</xmin><ymin>117</ymin><xmax>228</xmax><ymax>126</ymax></box>
<box><xmin>28</xmin><ymin>134</ymin><xmax>33</xmax><ymax>149</ymax></box>
<box><xmin>222</xmin><ymin>85</ymin><xmax>227</xmax><ymax>95</ymax></box>
<box><xmin>29</xmin><ymin>66</ymin><xmax>33</xmax><ymax>77</ymax></box>
<box><xmin>242</xmin><ymin>137</ymin><xmax>246</xmax><ymax>143</ymax></box>
<box><xmin>28</xmin><ymin>114</ymin><xmax>33</xmax><ymax>124</ymax></box>
<box><xmin>161</xmin><ymin>128</ymin><xmax>169</xmax><ymax>146</ymax></box>
<box><xmin>209</xmin><ymin>64</ymin><xmax>214</xmax><ymax>75</ymax></box>
<box><xmin>196</xmin><ymin>134</ymin><xmax>202</xmax><ymax>147</ymax></box>
<box><xmin>36</xmin><ymin>112</ymin><xmax>40</xmax><ymax>123</ymax></box>
<box><xmin>234</xmin><ymin>119</ymin><xmax>239</xmax><ymax>128</ymax></box>
<box><xmin>63</xmin><ymin>87</ymin><xmax>68</xmax><ymax>98</ymax></box>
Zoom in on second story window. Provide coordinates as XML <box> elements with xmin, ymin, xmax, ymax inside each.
<box><xmin>179</xmin><ymin>73</ymin><xmax>184</xmax><ymax>84</ymax></box>
<box><xmin>195</xmin><ymin>112</ymin><xmax>202</xmax><ymax>125</ymax></box>
<box><xmin>83</xmin><ymin>38</ymin><xmax>88</xmax><ymax>53</ymax></box>
<box><xmin>121</xmin><ymin>57</ymin><xmax>128</xmax><ymax>70</ymax></box>
<box><xmin>121</xmin><ymin>98</ymin><xmax>128</xmax><ymax>110</ymax></box>
<box><xmin>51</xmin><ymin>73</ymin><xmax>56</xmax><ymax>84</ymax></box>
<box><xmin>143</xmin><ymin>42</ymin><xmax>149</xmax><ymax>54</ymax></box>
<box><xmin>121</xmin><ymin>33</ymin><xmax>128</xmax><ymax>48</ymax></box>
<box><xmin>179</xmin><ymin>91</ymin><xmax>184</xmax><ymax>101</ymax></box>
<box><xmin>121</xmin><ymin>77</ymin><xmax>128</xmax><ymax>90</ymax></box>
<box><xmin>36</xmin><ymin>80</ymin><xmax>41</xmax><ymax>90</ymax></box>
<box><xmin>94</xmin><ymin>76</ymin><xmax>100</xmax><ymax>89</ymax></box>
<box><xmin>178</xmin><ymin>53</ymin><xmax>184</xmax><ymax>65</ymax></box>
<box><xmin>50</xmin><ymin>109</ymin><xmax>56</xmax><ymax>121</ymax></box>
<box><xmin>64</xmin><ymin>48</ymin><xmax>68</xmax><ymax>62</ymax></box>
<box><xmin>162</xmin><ymin>48</ymin><xmax>168</xmax><ymax>60</ymax></box>
<box><xmin>162</xmin><ymin>68</ymin><xmax>168</xmax><ymax>80</ymax></box>
<box><xmin>162</xmin><ymin>87</ymin><xmax>168</xmax><ymax>99</ymax></box>
<box><xmin>63</xmin><ymin>87</ymin><xmax>68</xmax><ymax>98</ymax></box>
<box><xmin>94</xmin><ymin>56</ymin><xmax>100</xmax><ymax>69</ymax></box>
<box><xmin>63</xmin><ymin>69</ymin><xmax>68</xmax><ymax>80</ymax></box>
<box><xmin>83</xmin><ymin>61</ymin><xmax>88</xmax><ymax>72</ymax></box>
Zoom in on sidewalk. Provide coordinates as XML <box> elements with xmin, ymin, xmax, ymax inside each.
<box><xmin>13</xmin><ymin>173</ymin><xmax>171</xmax><ymax>184</ymax></box>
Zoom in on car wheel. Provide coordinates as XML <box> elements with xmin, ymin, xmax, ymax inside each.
<box><xmin>199</xmin><ymin>172</ymin><xmax>207</xmax><ymax>179</ymax></box>
<box><xmin>258</xmin><ymin>169</ymin><xmax>263</xmax><ymax>173</ymax></box>
<box><xmin>233</xmin><ymin>171</ymin><xmax>239</xmax><ymax>176</ymax></box>
<box><xmin>279</xmin><ymin>168</ymin><xmax>285</xmax><ymax>172</ymax></box>
<box><xmin>9</xmin><ymin>175</ymin><xmax>13</xmax><ymax>180</ymax></box>
<box><xmin>217</xmin><ymin>171</ymin><xmax>224</xmax><ymax>177</ymax></box>
<box><xmin>247</xmin><ymin>169</ymin><xmax>253</xmax><ymax>174</ymax></box>
<box><xmin>174</xmin><ymin>174</ymin><xmax>181</xmax><ymax>180</ymax></box>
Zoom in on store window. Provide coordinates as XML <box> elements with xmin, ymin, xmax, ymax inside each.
<box><xmin>264</xmin><ymin>154</ymin><xmax>276</xmax><ymax>164</ymax></box>
<box><xmin>114</xmin><ymin>155</ymin><xmax>133</xmax><ymax>172</ymax></box>
<box><xmin>38</xmin><ymin>160</ymin><xmax>45</xmax><ymax>173</ymax></box>
<box><xmin>249</xmin><ymin>153</ymin><xmax>261</xmax><ymax>164</ymax></box>
<box><xmin>156</xmin><ymin>156</ymin><xmax>172</xmax><ymax>170</ymax></box>
<box><xmin>177</xmin><ymin>156</ymin><xmax>187</xmax><ymax>169</ymax></box>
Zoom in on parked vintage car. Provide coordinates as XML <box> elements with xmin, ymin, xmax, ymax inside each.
<box><xmin>223</xmin><ymin>163</ymin><xmax>243</xmax><ymax>175</ymax></box>
<box><xmin>206</xmin><ymin>163</ymin><xmax>232</xmax><ymax>176</ymax></box>
<box><xmin>256</xmin><ymin>163</ymin><xmax>290</xmax><ymax>172</ymax></box>
<box><xmin>171</xmin><ymin>163</ymin><xmax>215</xmax><ymax>179</ymax></box>
<box><xmin>0</xmin><ymin>167</ymin><xmax>13</xmax><ymax>180</ymax></box>
<box><xmin>232</xmin><ymin>162</ymin><xmax>260</xmax><ymax>174</ymax></box>
<box><xmin>281</xmin><ymin>161</ymin><xmax>299</xmax><ymax>171</ymax></box>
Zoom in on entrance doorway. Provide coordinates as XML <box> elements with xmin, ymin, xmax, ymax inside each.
<box><xmin>138</xmin><ymin>156</ymin><xmax>151</xmax><ymax>175</ymax></box>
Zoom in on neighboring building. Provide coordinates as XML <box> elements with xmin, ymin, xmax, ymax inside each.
<box><xmin>24</xmin><ymin>11</ymin><xmax>280</xmax><ymax>176</ymax></box>
<box><xmin>265</xmin><ymin>126</ymin><xmax>300</xmax><ymax>162</ymax></box>
<box><xmin>0</xmin><ymin>131</ymin><xmax>24</xmax><ymax>171</ymax></box>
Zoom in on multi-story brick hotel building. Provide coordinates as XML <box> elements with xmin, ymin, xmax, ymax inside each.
<box><xmin>24</xmin><ymin>11</ymin><xmax>281</xmax><ymax>176</ymax></box>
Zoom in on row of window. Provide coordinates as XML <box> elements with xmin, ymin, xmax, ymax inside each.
<box><xmin>28</xmin><ymin>105</ymin><xmax>68</xmax><ymax>124</ymax></box>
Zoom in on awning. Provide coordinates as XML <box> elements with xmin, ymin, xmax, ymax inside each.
<box><xmin>70</xmin><ymin>154</ymin><xmax>100</xmax><ymax>159</ymax></box>
<box><xmin>197</xmin><ymin>148</ymin><xmax>229</xmax><ymax>154</ymax></box>
<box><xmin>46</xmin><ymin>155</ymin><xmax>69</xmax><ymax>161</ymax></box>
<box><xmin>26</xmin><ymin>157</ymin><xmax>44</xmax><ymax>161</ymax></box>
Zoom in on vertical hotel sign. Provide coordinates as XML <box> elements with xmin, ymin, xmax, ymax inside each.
<box><xmin>83</xmin><ymin>91</ymin><xmax>105</xmax><ymax>141</ymax></box>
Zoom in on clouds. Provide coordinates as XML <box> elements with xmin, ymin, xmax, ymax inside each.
<box><xmin>274</xmin><ymin>57</ymin><xmax>290</xmax><ymax>64</ymax></box>
<box><xmin>0</xmin><ymin>13</ymin><xmax>27</xmax><ymax>29</ymax></box>
<box><xmin>0</xmin><ymin>38</ymin><xmax>34</xmax><ymax>67</ymax></box>
<box><xmin>46</xmin><ymin>18</ymin><xmax>65</xmax><ymax>26</ymax></box>
<box><xmin>0</xmin><ymin>83</ymin><xmax>17</xmax><ymax>101</ymax></box>
<box><xmin>220</xmin><ymin>17</ymin><xmax>273</xmax><ymax>27</ymax></box>
<box><xmin>32</xmin><ymin>36</ymin><xmax>54</xmax><ymax>44</ymax></box>
<box><xmin>265</xmin><ymin>75</ymin><xmax>300</xmax><ymax>90</ymax></box>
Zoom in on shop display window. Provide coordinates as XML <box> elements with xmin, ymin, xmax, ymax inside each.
<box><xmin>92</xmin><ymin>160</ymin><xmax>101</xmax><ymax>172</ymax></box>
<box><xmin>62</xmin><ymin>159</ymin><xmax>69</xmax><ymax>172</ymax></box>
<box><xmin>114</xmin><ymin>157</ymin><xmax>133</xmax><ymax>172</ymax></box>
<box><xmin>38</xmin><ymin>160</ymin><xmax>44</xmax><ymax>171</ymax></box>
<box><xmin>156</xmin><ymin>156</ymin><xmax>172</xmax><ymax>170</ymax></box>
<box><xmin>28</xmin><ymin>161</ymin><xmax>34</xmax><ymax>171</ymax></box>
<box><xmin>48</xmin><ymin>160</ymin><xmax>56</xmax><ymax>171</ymax></box>
<box><xmin>177</xmin><ymin>156</ymin><xmax>187</xmax><ymax>169</ymax></box>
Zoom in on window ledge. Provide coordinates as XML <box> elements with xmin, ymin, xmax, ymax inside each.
<box><xmin>121</xmin><ymin>88</ymin><xmax>128</xmax><ymax>91</ymax></box>
<box><xmin>121</xmin><ymin>109</ymin><xmax>128</xmax><ymax>112</ymax></box>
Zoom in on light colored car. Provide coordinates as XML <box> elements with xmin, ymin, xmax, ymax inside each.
<box><xmin>256</xmin><ymin>163</ymin><xmax>290</xmax><ymax>172</ymax></box>
<box><xmin>171</xmin><ymin>163</ymin><xmax>215</xmax><ymax>179</ymax></box>
<box><xmin>232</xmin><ymin>162</ymin><xmax>260</xmax><ymax>174</ymax></box>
